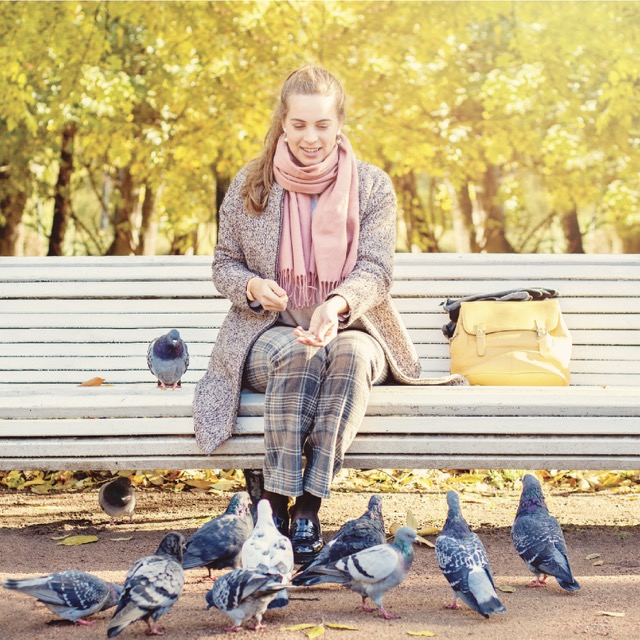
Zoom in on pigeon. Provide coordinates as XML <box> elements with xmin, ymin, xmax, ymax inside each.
<box><xmin>293</xmin><ymin>494</ymin><xmax>386</xmax><ymax>587</ymax></box>
<box><xmin>147</xmin><ymin>329</ymin><xmax>189</xmax><ymax>389</ymax></box>
<box><xmin>242</xmin><ymin>499</ymin><xmax>294</xmax><ymax>609</ymax></box>
<box><xmin>99</xmin><ymin>476</ymin><xmax>136</xmax><ymax>525</ymax></box>
<box><xmin>183</xmin><ymin>491</ymin><xmax>254</xmax><ymax>579</ymax></box>
<box><xmin>3</xmin><ymin>570</ymin><xmax>122</xmax><ymax>625</ymax></box>
<box><xmin>305</xmin><ymin>525</ymin><xmax>417</xmax><ymax>620</ymax></box>
<box><xmin>107</xmin><ymin>531</ymin><xmax>185</xmax><ymax>637</ymax></box>
<box><xmin>512</xmin><ymin>473</ymin><xmax>581</xmax><ymax>591</ymax></box>
<box><xmin>206</xmin><ymin>568</ymin><xmax>289</xmax><ymax>632</ymax></box>
<box><xmin>435</xmin><ymin>490</ymin><xmax>506</xmax><ymax>618</ymax></box>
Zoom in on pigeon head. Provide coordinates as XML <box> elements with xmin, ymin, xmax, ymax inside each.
<box><xmin>154</xmin><ymin>330</ymin><xmax>184</xmax><ymax>359</ymax></box>
<box><xmin>226</xmin><ymin>491</ymin><xmax>253</xmax><ymax>518</ymax></box>
<box><xmin>366</xmin><ymin>494</ymin><xmax>383</xmax><ymax>519</ymax></box>
<box><xmin>443</xmin><ymin>490</ymin><xmax>471</xmax><ymax>535</ymax></box>
<box><xmin>394</xmin><ymin>526</ymin><xmax>418</xmax><ymax>546</ymax></box>
<box><xmin>256</xmin><ymin>499</ymin><xmax>273</xmax><ymax>521</ymax></box>
<box><xmin>516</xmin><ymin>474</ymin><xmax>548</xmax><ymax>515</ymax></box>
<box><xmin>155</xmin><ymin>531</ymin><xmax>185</xmax><ymax>562</ymax></box>
<box><xmin>106</xmin><ymin>583</ymin><xmax>123</xmax><ymax>609</ymax></box>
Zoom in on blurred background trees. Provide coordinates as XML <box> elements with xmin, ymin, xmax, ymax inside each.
<box><xmin>1</xmin><ymin>0</ymin><xmax>638</xmax><ymax>257</ymax></box>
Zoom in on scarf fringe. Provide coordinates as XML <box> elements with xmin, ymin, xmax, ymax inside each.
<box><xmin>278</xmin><ymin>269</ymin><xmax>342</xmax><ymax>309</ymax></box>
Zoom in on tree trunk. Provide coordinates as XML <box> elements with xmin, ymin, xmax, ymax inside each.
<box><xmin>0</xmin><ymin>188</ymin><xmax>27</xmax><ymax>256</ymax></box>
<box><xmin>451</xmin><ymin>181</ymin><xmax>480</xmax><ymax>253</ymax></box>
<box><xmin>561</xmin><ymin>207</ymin><xmax>584</xmax><ymax>253</ymax></box>
<box><xmin>136</xmin><ymin>182</ymin><xmax>157</xmax><ymax>256</ymax></box>
<box><xmin>478</xmin><ymin>165</ymin><xmax>515</xmax><ymax>253</ymax></box>
<box><xmin>107</xmin><ymin>167</ymin><xmax>139</xmax><ymax>255</ymax></box>
<box><xmin>397</xmin><ymin>171</ymin><xmax>438</xmax><ymax>252</ymax></box>
<box><xmin>48</xmin><ymin>123</ymin><xmax>78</xmax><ymax>256</ymax></box>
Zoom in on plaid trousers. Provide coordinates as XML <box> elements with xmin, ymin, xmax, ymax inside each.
<box><xmin>244</xmin><ymin>325</ymin><xmax>388</xmax><ymax>499</ymax></box>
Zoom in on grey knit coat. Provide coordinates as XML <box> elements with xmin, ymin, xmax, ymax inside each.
<box><xmin>193</xmin><ymin>160</ymin><xmax>466</xmax><ymax>454</ymax></box>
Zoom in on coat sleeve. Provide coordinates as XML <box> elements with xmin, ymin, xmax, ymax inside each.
<box><xmin>212</xmin><ymin>169</ymin><xmax>266</xmax><ymax>313</ymax></box>
<box><xmin>328</xmin><ymin>165</ymin><xmax>396</xmax><ymax>323</ymax></box>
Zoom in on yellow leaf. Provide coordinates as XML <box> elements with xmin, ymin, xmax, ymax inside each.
<box><xmin>325</xmin><ymin>623</ymin><xmax>359</xmax><ymax>630</ymax></box>
<box><xmin>418</xmin><ymin>526</ymin><xmax>440</xmax><ymax>537</ymax></box>
<box><xmin>184</xmin><ymin>479</ymin><xmax>213</xmax><ymax>489</ymax></box>
<box><xmin>51</xmin><ymin>534</ymin><xmax>71</xmax><ymax>540</ymax></box>
<box><xmin>110</xmin><ymin>537</ymin><xmax>133</xmax><ymax>541</ymax></box>
<box><xmin>280</xmin><ymin>624</ymin><xmax>317</xmax><ymax>631</ymax></box>
<box><xmin>585</xmin><ymin>553</ymin><xmax>601</xmax><ymax>560</ymax></box>
<box><xmin>406</xmin><ymin>509</ymin><xmax>419</xmax><ymax>530</ymax></box>
<box><xmin>598</xmin><ymin>611</ymin><xmax>625</xmax><ymax>617</ymax></box>
<box><xmin>592</xmin><ymin>560</ymin><xmax>604</xmax><ymax>566</ymax></box>
<box><xmin>389</xmin><ymin>521</ymin><xmax>401</xmax><ymax>536</ymax></box>
<box><xmin>306</xmin><ymin>626</ymin><xmax>326</xmax><ymax>639</ymax></box>
<box><xmin>30</xmin><ymin>483</ymin><xmax>54</xmax><ymax>494</ymax></box>
<box><xmin>210</xmin><ymin>479</ymin><xmax>238</xmax><ymax>490</ymax></box>
<box><xmin>78</xmin><ymin>376</ymin><xmax>106</xmax><ymax>387</ymax></box>
<box><xmin>407</xmin><ymin>632</ymin><xmax>437</xmax><ymax>637</ymax></box>
<box><xmin>57</xmin><ymin>535</ymin><xmax>99</xmax><ymax>546</ymax></box>
<box><xmin>416</xmin><ymin>534</ymin><xmax>435</xmax><ymax>548</ymax></box>
<box><xmin>497</xmin><ymin>584</ymin><xmax>516</xmax><ymax>593</ymax></box>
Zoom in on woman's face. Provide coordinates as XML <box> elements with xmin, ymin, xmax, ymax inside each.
<box><xmin>283</xmin><ymin>93</ymin><xmax>343</xmax><ymax>166</ymax></box>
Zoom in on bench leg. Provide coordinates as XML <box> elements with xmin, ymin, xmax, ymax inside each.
<box><xmin>243</xmin><ymin>468</ymin><xmax>264</xmax><ymax>508</ymax></box>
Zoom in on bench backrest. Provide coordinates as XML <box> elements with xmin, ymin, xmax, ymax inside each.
<box><xmin>2</xmin><ymin>254</ymin><xmax>639</xmax><ymax>387</ymax></box>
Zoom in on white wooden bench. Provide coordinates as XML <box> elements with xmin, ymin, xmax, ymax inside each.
<box><xmin>1</xmin><ymin>254</ymin><xmax>640</xmax><ymax>472</ymax></box>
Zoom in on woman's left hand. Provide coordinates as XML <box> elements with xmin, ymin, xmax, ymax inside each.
<box><xmin>293</xmin><ymin>296</ymin><xmax>348</xmax><ymax>347</ymax></box>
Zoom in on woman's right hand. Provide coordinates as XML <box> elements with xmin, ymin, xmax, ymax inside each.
<box><xmin>247</xmin><ymin>277</ymin><xmax>288</xmax><ymax>311</ymax></box>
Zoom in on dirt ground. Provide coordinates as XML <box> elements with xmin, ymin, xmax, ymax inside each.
<box><xmin>1</xmin><ymin>486</ymin><xmax>639</xmax><ymax>639</ymax></box>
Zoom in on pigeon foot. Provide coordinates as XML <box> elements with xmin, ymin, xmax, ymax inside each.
<box><xmin>248</xmin><ymin>621</ymin><xmax>266</xmax><ymax>630</ymax></box>
<box><xmin>378</xmin><ymin>607</ymin><xmax>400</xmax><ymax>620</ymax></box>
<box><xmin>360</xmin><ymin>597</ymin><xmax>377</xmax><ymax>613</ymax></box>
<box><xmin>444</xmin><ymin>601</ymin><xmax>461</xmax><ymax>610</ymax></box>
<box><xmin>527</xmin><ymin>576</ymin><xmax>548</xmax><ymax>588</ymax></box>
<box><xmin>144</xmin><ymin>621</ymin><xmax>165</xmax><ymax>635</ymax></box>
<box><xmin>224</xmin><ymin>625</ymin><xmax>243</xmax><ymax>632</ymax></box>
<box><xmin>74</xmin><ymin>619</ymin><xmax>95</xmax><ymax>626</ymax></box>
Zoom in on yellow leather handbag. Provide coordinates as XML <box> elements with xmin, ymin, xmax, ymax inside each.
<box><xmin>449</xmin><ymin>298</ymin><xmax>572</xmax><ymax>385</ymax></box>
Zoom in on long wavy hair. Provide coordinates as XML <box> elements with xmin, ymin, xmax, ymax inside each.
<box><xmin>241</xmin><ymin>65</ymin><xmax>346</xmax><ymax>216</ymax></box>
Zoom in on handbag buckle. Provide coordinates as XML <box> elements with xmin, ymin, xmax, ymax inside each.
<box><xmin>536</xmin><ymin>320</ymin><xmax>550</xmax><ymax>356</ymax></box>
<box><xmin>475</xmin><ymin>323</ymin><xmax>486</xmax><ymax>357</ymax></box>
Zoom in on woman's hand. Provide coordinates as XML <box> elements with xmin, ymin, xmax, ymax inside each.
<box><xmin>247</xmin><ymin>277</ymin><xmax>289</xmax><ymax>312</ymax></box>
<box><xmin>293</xmin><ymin>295</ymin><xmax>349</xmax><ymax>347</ymax></box>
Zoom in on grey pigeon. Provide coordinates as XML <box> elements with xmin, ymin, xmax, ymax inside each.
<box><xmin>99</xmin><ymin>476</ymin><xmax>136</xmax><ymax>525</ymax></box>
<box><xmin>512</xmin><ymin>474</ymin><xmax>581</xmax><ymax>591</ymax></box>
<box><xmin>183</xmin><ymin>491</ymin><xmax>254</xmax><ymax>579</ymax></box>
<box><xmin>306</xmin><ymin>525</ymin><xmax>417</xmax><ymax>620</ymax></box>
<box><xmin>107</xmin><ymin>531</ymin><xmax>185</xmax><ymax>637</ymax></box>
<box><xmin>435</xmin><ymin>491</ymin><xmax>506</xmax><ymax>618</ymax></box>
<box><xmin>147</xmin><ymin>329</ymin><xmax>189</xmax><ymax>389</ymax></box>
<box><xmin>3</xmin><ymin>570</ymin><xmax>121</xmax><ymax>625</ymax></box>
<box><xmin>293</xmin><ymin>494</ymin><xmax>386</xmax><ymax>587</ymax></box>
<box><xmin>206</xmin><ymin>568</ymin><xmax>288</xmax><ymax>632</ymax></box>
<box><xmin>242</xmin><ymin>499</ymin><xmax>294</xmax><ymax>609</ymax></box>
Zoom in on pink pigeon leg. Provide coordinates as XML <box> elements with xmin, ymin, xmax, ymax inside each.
<box><xmin>445</xmin><ymin>598</ymin><xmax>461</xmax><ymax>610</ymax></box>
<box><xmin>74</xmin><ymin>619</ymin><xmax>95</xmax><ymax>626</ymax></box>
<box><xmin>360</xmin><ymin>596</ymin><xmax>377</xmax><ymax>613</ymax></box>
<box><xmin>378</xmin><ymin>607</ymin><xmax>400</xmax><ymax>620</ymax></box>
<box><xmin>527</xmin><ymin>575</ymin><xmax>548</xmax><ymax>588</ymax></box>
<box><xmin>145</xmin><ymin>619</ymin><xmax>165</xmax><ymax>635</ymax></box>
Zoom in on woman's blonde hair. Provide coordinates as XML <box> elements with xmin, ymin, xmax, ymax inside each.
<box><xmin>241</xmin><ymin>65</ymin><xmax>346</xmax><ymax>215</ymax></box>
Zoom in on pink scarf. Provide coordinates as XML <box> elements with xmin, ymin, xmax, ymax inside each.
<box><xmin>273</xmin><ymin>133</ymin><xmax>359</xmax><ymax>309</ymax></box>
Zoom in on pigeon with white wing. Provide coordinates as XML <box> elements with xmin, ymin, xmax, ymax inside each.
<box><xmin>293</xmin><ymin>494</ymin><xmax>385</xmax><ymax>587</ymax></box>
<box><xmin>435</xmin><ymin>490</ymin><xmax>506</xmax><ymax>618</ymax></box>
<box><xmin>241</xmin><ymin>499</ymin><xmax>293</xmax><ymax>609</ymax></box>
<box><xmin>305</xmin><ymin>525</ymin><xmax>417</xmax><ymax>620</ymax></box>
<box><xmin>206</xmin><ymin>568</ymin><xmax>289</xmax><ymax>632</ymax></box>
<box><xmin>512</xmin><ymin>474</ymin><xmax>580</xmax><ymax>591</ymax></box>
<box><xmin>107</xmin><ymin>531</ymin><xmax>185</xmax><ymax>637</ymax></box>
<box><xmin>3</xmin><ymin>570</ymin><xmax>121</xmax><ymax>626</ymax></box>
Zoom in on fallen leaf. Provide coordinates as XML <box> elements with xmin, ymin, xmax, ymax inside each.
<box><xmin>280</xmin><ymin>624</ymin><xmax>317</xmax><ymax>632</ymax></box>
<box><xmin>78</xmin><ymin>376</ymin><xmax>106</xmax><ymax>387</ymax></box>
<box><xmin>389</xmin><ymin>521</ymin><xmax>401</xmax><ymax>536</ymax></box>
<box><xmin>325</xmin><ymin>623</ymin><xmax>359</xmax><ymax>630</ymax></box>
<box><xmin>418</xmin><ymin>526</ymin><xmax>441</xmax><ymax>537</ymax></box>
<box><xmin>497</xmin><ymin>584</ymin><xmax>516</xmax><ymax>593</ymax></box>
<box><xmin>592</xmin><ymin>560</ymin><xmax>604</xmax><ymax>566</ymax></box>
<box><xmin>110</xmin><ymin>537</ymin><xmax>133</xmax><ymax>541</ymax></box>
<box><xmin>406</xmin><ymin>509</ymin><xmax>419</xmax><ymax>530</ymax></box>
<box><xmin>51</xmin><ymin>534</ymin><xmax>71</xmax><ymax>540</ymax></box>
<box><xmin>306</xmin><ymin>625</ymin><xmax>326</xmax><ymax>639</ymax></box>
<box><xmin>585</xmin><ymin>553</ymin><xmax>601</xmax><ymax>560</ymax></box>
<box><xmin>416</xmin><ymin>534</ymin><xmax>435</xmax><ymax>548</ymax></box>
<box><xmin>598</xmin><ymin>611</ymin><xmax>625</xmax><ymax>617</ymax></box>
<box><xmin>57</xmin><ymin>535</ymin><xmax>99</xmax><ymax>546</ymax></box>
<box><xmin>407</xmin><ymin>632</ymin><xmax>437</xmax><ymax>637</ymax></box>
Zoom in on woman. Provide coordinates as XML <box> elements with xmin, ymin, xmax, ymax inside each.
<box><xmin>193</xmin><ymin>65</ymin><xmax>465</xmax><ymax>563</ymax></box>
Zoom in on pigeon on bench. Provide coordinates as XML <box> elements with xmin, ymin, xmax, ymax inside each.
<box><xmin>147</xmin><ymin>329</ymin><xmax>189</xmax><ymax>389</ymax></box>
